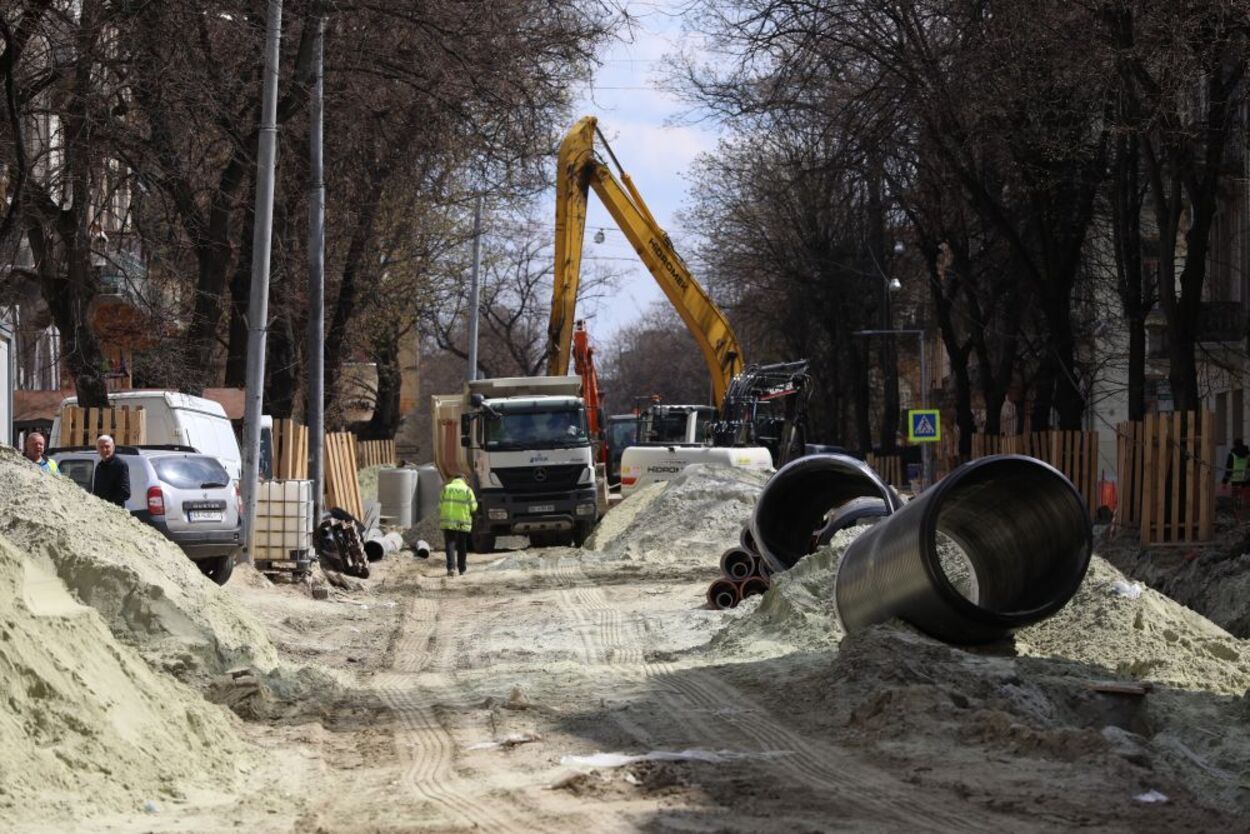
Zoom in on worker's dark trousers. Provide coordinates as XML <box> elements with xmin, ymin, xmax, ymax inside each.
<box><xmin>443</xmin><ymin>530</ymin><xmax>469</xmax><ymax>574</ymax></box>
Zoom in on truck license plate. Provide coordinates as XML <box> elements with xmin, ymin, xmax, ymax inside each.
<box><xmin>189</xmin><ymin>510</ymin><xmax>224</xmax><ymax>523</ymax></box>
<box><xmin>528</xmin><ymin>504</ymin><xmax>555</xmax><ymax>514</ymax></box>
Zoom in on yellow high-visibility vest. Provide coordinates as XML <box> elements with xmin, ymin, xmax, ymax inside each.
<box><xmin>439</xmin><ymin>478</ymin><xmax>478</xmax><ymax>531</ymax></box>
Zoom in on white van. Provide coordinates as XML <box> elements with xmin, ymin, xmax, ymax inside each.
<box><xmin>51</xmin><ymin>390</ymin><xmax>245</xmax><ymax>482</ymax></box>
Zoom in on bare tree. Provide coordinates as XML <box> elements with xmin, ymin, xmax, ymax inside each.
<box><xmin>424</xmin><ymin>211</ymin><xmax>621</xmax><ymax>381</ymax></box>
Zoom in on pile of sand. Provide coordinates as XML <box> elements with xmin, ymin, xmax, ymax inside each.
<box><xmin>0</xmin><ymin>446</ymin><xmax>278</xmax><ymax>680</ymax></box>
<box><xmin>702</xmin><ymin>531</ymin><xmax>1250</xmax><ymax>814</ymax></box>
<box><xmin>1110</xmin><ymin>540</ymin><xmax>1250</xmax><ymax>639</ymax></box>
<box><xmin>1016</xmin><ymin>556</ymin><xmax>1250</xmax><ymax>696</ymax></box>
<box><xmin>0</xmin><ymin>533</ymin><xmax>251</xmax><ymax>823</ymax></box>
<box><xmin>588</xmin><ymin>465</ymin><xmax>768</xmax><ymax>565</ymax></box>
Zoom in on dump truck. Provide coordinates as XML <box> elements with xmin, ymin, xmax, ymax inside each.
<box><xmin>432</xmin><ymin>376</ymin><xmax>601</xmax><ymax>551</ymax></box>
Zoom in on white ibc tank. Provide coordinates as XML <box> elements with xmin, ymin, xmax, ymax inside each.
<box><xmin>378</xmin><ymin>467</ymin><xmax>418</xmax><ymax>528</ymax></box>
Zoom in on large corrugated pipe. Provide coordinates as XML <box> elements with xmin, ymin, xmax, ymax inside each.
<box><xmin>835</xmin><ymin>455</ymin><xmax>1092</xmax><ymax>644</ymax></box>
<box><xmin>751</xmin><ymin>454</ymin><xmax>902</xmax><ymax>573</ymax></box>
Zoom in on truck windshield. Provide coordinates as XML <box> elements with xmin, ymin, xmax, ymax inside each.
<box><xmin>607</xmin><ymin>419</ymin><xmax>637</xmax><ymax>456</ymax></box>
<box><xmin>484</xmin><ymin>409</ymin><xmax>589</xmax><ymax>450</ymax></box>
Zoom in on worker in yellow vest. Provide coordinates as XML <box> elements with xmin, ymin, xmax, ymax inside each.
<box><xmin>439</xmin><ymin>475</ymin><xmax>478</xmax><ymax>577</ymax></box>
<box><xmin>1224</xmin><ymin>438</ymin><xmax>1249</xmax><ymax>507</ymax></box>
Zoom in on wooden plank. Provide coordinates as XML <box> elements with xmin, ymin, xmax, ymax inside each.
<box><xmin>1169</xmin><ymin>413</ymin><xmax>1181</xmax><ymax>544</ymax></box>
<box><xmin>1135</xmin><ymin>420</ymin><xmax>1144</xmax><ymax>536</ymax></box>
<box><xmin>299</xmin><ymin>424</ymin><xmax>309</xmax><ymax>479</ymax></box>
<box><xmin>1155</xmin><ymin>414</ymin><xmax>1168</xmax><ymax>543</ymax></box>
<box><xmin>1200</xmin><ymin>410</ymin><xmax>1214</xmax><ymax>541</ymax></box>
<box><xmin>1185</xmin><ymin>412</ymin><xmax>1197</xmax><ymax>542</ymax></box>
<box><xmin>1140</xmin><ymin>414</ymin><xmax>1154</xmax><ymax>542</ymax></box>
<box><xmin>1090</xmin><ymin>431</ymin><xmax>1100</xmax><ymax>519</ymax></box>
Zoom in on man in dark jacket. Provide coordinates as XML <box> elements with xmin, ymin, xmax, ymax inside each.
<box><xmin>91</xmin><ymin>434</ymin><xmax>130</xmax><ymax>507</ymax></box>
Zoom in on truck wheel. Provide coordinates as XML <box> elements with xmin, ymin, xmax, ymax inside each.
<box><xmin>572</xmin><ymin>520</ymin><xmax>595</xmax><ymax>548</ymax></box>
<box><xmin>471</xmin><ymin>532</ymin><xmax>496</xmax><ymax>553</ymax></box>
<box><xmin>198</xmin><ymin>554</ymin><xmax>235</xmax><ymax>586</ymax></box>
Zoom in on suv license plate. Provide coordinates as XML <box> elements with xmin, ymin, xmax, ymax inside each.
<box><xmin>528</xmin><ymin>504</ymin><xmax>555</xmax><ymax>514</ymax></box>
<box><xmin>189</xmin><ymin>510</ymin><xmax>224</xmax><ymax>523</ymax></box>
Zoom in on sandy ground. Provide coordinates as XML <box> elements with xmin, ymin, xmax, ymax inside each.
<box><xmin>4</xmin><ymin>463</ymin><xmax>1249</xmax><ymax>833</ymax></box>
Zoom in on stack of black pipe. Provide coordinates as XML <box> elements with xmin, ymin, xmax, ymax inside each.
<box><xmin>705</xmin><ymin>529</ymin><xmax>772</xmax><ymax>610</ymax></box>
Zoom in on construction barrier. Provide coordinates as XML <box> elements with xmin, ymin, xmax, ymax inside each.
<box><xmin>271</xmin><ymin>418</ymin><xmax>309</xmax><ymax>480</ymax></box>
<box><xmin>324</xmin><ymin>431</ymin><xmax>364</xmax><ymax>521</ymax></box>
<box><xmin>58</xmin><ymin>405</ymin><xmax>146</xmax><ymax>447</ymax></box>
<box><xmin>356</xmin><ymin>438</ymin><xmax>396</xmax><ymax>470</ymax></box>
<box><xmin>1126</xmin><ymin>411</ymin><xmax>1215</xmax><ymax>545</ymax></box>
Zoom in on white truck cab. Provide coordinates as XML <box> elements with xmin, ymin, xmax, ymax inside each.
<box><xmin>434</xmin><ymin>376</ymin><xmax>600</xmax><ymax>551</ymax></box>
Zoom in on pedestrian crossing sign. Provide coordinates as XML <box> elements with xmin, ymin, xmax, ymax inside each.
<box><xmin>908</xmin><ymin>409</ymin><xmax>941</xmax><ymax>443</ymax></box>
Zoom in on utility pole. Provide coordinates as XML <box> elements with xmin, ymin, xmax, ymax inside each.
<box><xmin>307</xmin><ymin>13</ymin><xmax>326</xmax><ymax>523</ymax></box>
<box><xmin>466</xmin><ymin>193</ymin><xmax>483</xmax><ymax>383</ymax></box>
<box><xmin>240</xmin><ymin>0</ymin><xmax>283</xmax><ymax>563</ymax></box>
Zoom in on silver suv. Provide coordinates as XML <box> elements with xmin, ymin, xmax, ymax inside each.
<box><xmin>51</xmin><ymin>445</ymin><xmax>242</xmax><ymax>585</ymax></box>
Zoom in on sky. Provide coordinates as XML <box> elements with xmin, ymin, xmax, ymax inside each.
<box><xmin>556</xmin><ymin>0</ymin><xmax>723</xmax><ymax>341</ymax></box>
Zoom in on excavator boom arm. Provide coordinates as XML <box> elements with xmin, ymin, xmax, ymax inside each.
<box><xmin>548</xmin><ymin>116</ymin><xmax>745</xmax><ymax>408</ymax></box>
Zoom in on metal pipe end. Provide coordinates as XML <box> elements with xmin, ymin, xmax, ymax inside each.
<box><xmin>720</xmin><ymin>548</ymin><xmax>756</xmax><ymax>580</ymax></box>
<box><xmin>707</xmin><ymin>578</ymin><xmax>741</xmax><ymax>610</ymax></box>
<box><xmin>739</xmin><ymin>577</ymin><xmax>769</xmax><ymax>600</ymax></box>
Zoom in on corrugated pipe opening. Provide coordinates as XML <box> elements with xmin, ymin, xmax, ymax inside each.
<box><xmin>835</xmin><ymin>455</ymin><xmax>1092</xmax><ymax>644</ymax></box>
<box><xmin>750</xmin><ymin>454</ymin><xmax>902</xmax><ymax>573</ymax></box>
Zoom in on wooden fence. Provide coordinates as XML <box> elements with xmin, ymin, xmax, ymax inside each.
<box><xmin>324</xmin><ymin>431</ymin><xmax>364</xmax><ymax>520</ymax></box>
<box><xmin>58</xmin><ymin>406</ymin><xmax>146</xmax><ymax>447</ymax></box>
<box><xmin>865</xmin><ymin>453</ymin><xmax>906</xmax><ymax>488</ymax></box>
<box><xmin>966</xmin><ymin>430</ymin><xmax>1100</xmax><ymax>520</ymax></box>
<box><xmin>270</xmin><ymin>419</ymin><xmax>309</xmax><ymax>479</ymax></box>
<box><xmin>356</xmin><ymin>438</ymin><xmax>396</xmax><ymax>469</ymax></box>
<box><xmin>874</xmin><ymin>429</ymin><xmax>1100</xmax><ymax>518</ymax></box>
<box><xmin>1116</xmin><ymin>412</ymin><xmax>1214</xmax><ymax>545</ymax></box>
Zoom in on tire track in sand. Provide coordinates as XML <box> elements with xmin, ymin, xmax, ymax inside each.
<box><xmin>375</xmin><ymin>592</ymin><xmax>524</xmax><ymax>833</ymax></box>
<box><xmin>543</xmin><ymin>554</ymin><xmax>1012</xmax><ymax>833</ymax></box>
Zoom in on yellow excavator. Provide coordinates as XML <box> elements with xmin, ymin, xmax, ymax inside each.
<box><xmin>545</xmin><ymin>115</ymin><xmax>745</xmax><ymax>407</ymax></box>
<box><xmin>546</xmin><ymin>117</ymin><xmax>811</xmax><ymax>483</ymax></box>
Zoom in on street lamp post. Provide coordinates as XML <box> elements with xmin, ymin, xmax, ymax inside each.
<box><xmin>854</xmin><ymin>328</ymin><xmax>931</xmax><ymax>489</ymax></box>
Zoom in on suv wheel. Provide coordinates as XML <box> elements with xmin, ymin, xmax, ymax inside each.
<box><xmin>198</xmin><ymin>554</ymin><xmax>235</xmax><ymax>586</ymax></box>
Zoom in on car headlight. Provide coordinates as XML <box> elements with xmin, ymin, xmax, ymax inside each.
<box><xmin>576</xmin><ymin>503</ymin><xmax>596</xmax><ymax>516</ymax></box>
<box><xmin>488</xmin><ymin>508</ymin><xmax>508</xmax><ymax>520</ymax></box>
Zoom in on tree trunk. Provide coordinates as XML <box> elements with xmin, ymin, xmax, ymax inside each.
<box><xmin>850</xmin><ymin>340</ymin><xmax>872</xmax><ymax>453</ymax></box>
<box><xmin>264</xmin><ymin>312</ymin><xmax>296</xmax><ymax>418</ymax></box>
<box><xmin>1030</xmin><ymin>356</ymin><xmax>1055</xmax><ymax>432</ymax></box>
<box><xmin>325</xmin><ymin>167</ymin><xmax>387</xmax><ymax>413</ymax></box>
<box><xmin>224</xmin><ymin>194</ymin><xmax>256</xmax><ymax>388</ymax></box>
<box><xmin>183</xmin><ymin>152</ymin><xmax>248</xmax><ymax>393</ymax></box>
<box><xmin>357</xmin><ymin>334</ymin><xmax>401</xmax><ymax>440</ymax></box>
<box><xmin>880</xmin><ymin>335</ymin><xmax>899</xmax><ymax>452</ymax></box>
